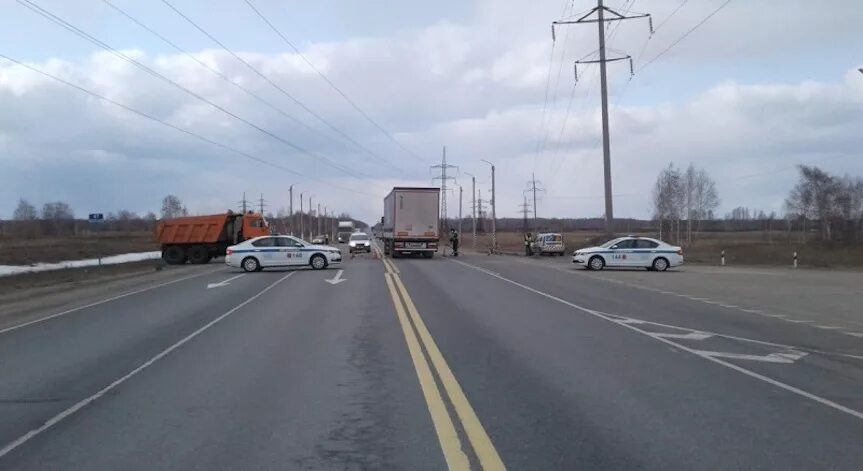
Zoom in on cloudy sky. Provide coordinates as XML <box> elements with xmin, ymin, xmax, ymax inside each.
<box><xmin>1</xmin><ymin>0</ymin><xmax>862</xmax><ymax>224</ymax></box>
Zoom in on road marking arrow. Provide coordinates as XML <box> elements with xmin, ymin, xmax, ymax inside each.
<box><xmin>207</xmin><ymin>273</ymin><xmax>245</xmax><ymax>289</ymax></box>
<box><xmin>325</xmin><ymin>269</ymin><xmax>347</xmax><ymax>285</ymax></box>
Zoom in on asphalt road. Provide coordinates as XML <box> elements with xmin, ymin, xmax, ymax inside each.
<box><xmin>1</xmin><ymin>247</ymin><xmax>862</xmax><ymax>470</ymax></box>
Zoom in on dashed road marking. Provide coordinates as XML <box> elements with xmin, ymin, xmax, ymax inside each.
<box><xmin>452</xmin><ymin>259</ymin><xmax>863</xmax><ymax>422</ymax></box>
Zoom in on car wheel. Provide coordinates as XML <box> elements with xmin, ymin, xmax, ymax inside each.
<box><xmin>187</xmin><ymin>245</ymin><xmax>210</xmax><ymax>264</ymax></box>
<box><xmin>310</xmin><ymin>254</ymin><xmax>327</xmax><ymax>270</ymax></box>
<box><xmin>241</xmin><ymin>256</ymin><xmax>260</xmax><ymax>273</ymax></box>
<box><xmin>162</xmin><ymin>245</ymin><xmax>187</xmax><ymax>265</ymax></box>
<box><xmin>652</xmin><ymin>257</ymin><xmax>669</xmax><ymax>272</ymax></box>
<box><xmin>588</xmin><ymin>256</ymin><xmax>605</xmax><ymax>271</ymax></box>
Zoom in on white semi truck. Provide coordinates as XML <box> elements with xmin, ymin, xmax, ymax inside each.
<box><xmin>381</xmin><ymin>187</ymin><xmax>440</xmax><ymax>258</ymax></box>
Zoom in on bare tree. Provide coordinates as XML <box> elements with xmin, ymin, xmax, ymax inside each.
<box><xmin>785</xmin><ymin>165</ymin><xmax>840</xmax><ymax>241</ymax></box>
<box><xmin>161</xmin><ymin>195</ymin><xmax>185</xmax><ymax>219</ymax></box>
<box><xmin>690</xmin><ymin>166</ymin><xmax>719</xmax><ymax>240</ymax></box>
<box><xmin>13</xmin><ymin>198</ymin><xmax>38</xmax><ymax>220</ymax></box>
<box><xmin>41</xmin><ymin>201</ymin><xmax>74</xmax><ymax>220</ymax></box>
<box><xmin>652</xmin><ymin>164</ymin><xmax>682</xmax><ymax>243</ymax></box>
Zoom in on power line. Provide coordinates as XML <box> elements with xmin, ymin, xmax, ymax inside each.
<box><xmin>637</xmin><ymin>0</ymin><xmax>732</xmax><ymax>73</ymax></box>
<box><xmin>242</xmin><ymin>0</ymin><xmax>426</xmax><ymax>164</ymax></box>
<box><xmin>101</xmin><ymin>0</ymin><xmax>389</xmax><ymax>173</ymax></box>
<box><xmin>653</xmin><ymin>0</ymin><xmax>689</xmax><ymax>32</ymax></box>
<box><xmin>533</xmin><ymin>0</ymin><xmax>570</xmax><ymax>171</ymax></box>
<box><xmin>536</xmin><ymin>0</ymin><xmax>577</xmax><ymax>172</ymax></box>
<box><xmin>18</xmin><ymin>0</ymin><xmax>374</xmax><ymax>182</ymax></box>
<box><xmin>0</xmin><ymin>53</ymin><xmax>377</xmax><ymax>198</ymax></box>
<box><xmin>158</xmin><ymin>0</ymin><xmax>394</xmax><ymax>168</ymax></box>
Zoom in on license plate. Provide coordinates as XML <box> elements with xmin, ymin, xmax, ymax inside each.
<box><xmin>406</xmin><ymin>242</ymin><xmax>425</xmax><ymax>249</ymax></box>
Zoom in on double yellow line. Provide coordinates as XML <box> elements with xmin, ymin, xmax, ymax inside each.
<box><xmin>381</xmin><ymin>254</ymin><xmax>505</xmax><ymax>471</ymax></box>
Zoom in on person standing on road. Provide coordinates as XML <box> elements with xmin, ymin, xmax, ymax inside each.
<box><xmin>449</xmin><ymin>228</ymin><xmax>460</xmax><ymax>257</ymax></box>
<box><xmin>525</xmin><ymin>232</ymin><xmax>533</xmax><ymax>256</ymax></box>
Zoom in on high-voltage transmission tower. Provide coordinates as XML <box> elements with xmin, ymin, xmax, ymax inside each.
<box><xmin>431</xmin><ymin>146</ymin><xmax>458</xmax><ymax>233</ymax></box>
<box><xmin>552</xmin><ymin>0</ymin><xmax>652</xmax><ymax>234</ymax></box>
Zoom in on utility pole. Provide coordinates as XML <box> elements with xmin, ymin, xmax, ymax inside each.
<box><xmin>553</xmin><ymin>1</ymin><xmax>651</xmax><ymax>234</ymax></box>
<box><xmin>481</xmin><ymin>159</ymin><xmax>496</xmax><ymax>252</ymax></box>
<box><xmin>458</xmin><ymin>185</ymin><xmax>463</xmax><ymax>236</ymax></box>
<box><xmin>519</xmin><ymin>195</ymin><xmax>533</xmax><ymax>233</ymax></box>
<box><xmin>464</xmin><ymin>172</ymin><xmax>477</xmax><ymax>250</ymax></box>
<box><xmin>239</xmin><ymin>192</ymin><xmax>249</xmax><ymax>213</ymax></box>
<box><xmin>258</xmin><ymin>193</ymin><xmax>266</xmax><ymax>215</ymax></box>
<box><xmin>431</xmin><ymin>146</ymin><xmax>458</xmax><ymax>234</ymax></box>
<box><xmin>477</xmin><ymin>189</ymin><xmax>486</xmax><ymax>233</ymax></box>
<box><xmin>289</xmin><ymin>185</ymin><xmax>294</xmax><ymax>235</ymax></box>
<box><xmin>308</xmin><ymin>195</ymin><xmax>313</xmax><ymax>240</ymax></box>
<box><xmin>299</xmin><ymin>192</ymin><xmax>304</xmax><ymax>239</ymax></box>
<box><xmin>526</xmin><ymin>173</ymin><xmax>546</xmax><ymax>232</ymax></box>
<box><xmin>317</xmin><ymin>203</ymin><xmax>321</xmax><ymax>236</ymax></box>
<box><xmin>323</xmin><ymin>205</ymin><xmax>327</xmax><ymax>240</ymax></box>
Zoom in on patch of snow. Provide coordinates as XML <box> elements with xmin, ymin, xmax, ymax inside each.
<box><xmin>0</xmin><ymin>251</ymin><xmax>162</xmax><ymax>277</ymax></box>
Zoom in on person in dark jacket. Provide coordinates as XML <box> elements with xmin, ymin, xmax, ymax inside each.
<box><xmin>449</xmin><ymin>229</ymin><xmax>460</xmax><ymax>257</ymax></box>
<box><xmin>525</xmin><ymin>232</ymin><xmax>534</xmax><ymax>256</ymax></box>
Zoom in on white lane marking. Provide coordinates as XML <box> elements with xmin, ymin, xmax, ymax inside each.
<box><xmin>843</xmin><ymin>332</ymin><xmax>863</xmax><ymax>338</ymax></box>
<box><xmin>324</xmin><ymin>269</ymin><xmax>347</xmax><ymax>285</ymax></box>
<box><xmin>815</xmin><ymin>325</ymin><xmax>842</xmax><ymax>330</ymax></box>
<box><xmin>451</xmin><ymin>259</ymin><xmax>863</xmax><ymax>421</ymax></box>
<box><xmin>0</xmin><ymin>271</ymin><xmax>295</xmax><ymax>460</ymax></box>
<box><xmin>718</xmin><ymin>304</ymin><xmax>739</xmax><ymax>309</ymax></box>
<box><xmin>0</xmin><ymin>267</ymin><xmax>223</xmax><ymax>335</ymax></box>
<box><xmin>784</xmin><ymin>319</ymin><xmax>814</xmax><ymax>323</ymax></box>
<box><xmin>206</xmin><ymin>273</ymin><xmax>246</xmax><ymax>289</ymax></box>
<box><xmin>695</xmin><ymin>350</ymin><xmax>808</xmax><ymax>364</ymax></box>
<box><xmin>652</xmin><ymin>332</ymin><xmax>713</xmax><ymax>341</ymax></box>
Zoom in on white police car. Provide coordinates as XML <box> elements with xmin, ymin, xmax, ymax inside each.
<box><xmin>226</xmin><ymin>235</ymin><xmax>342</xmax><ymax>272</ymax></box>
<box><xmin>572</xmin><ymin>236</ymin><xmax>683</xmax><ymax>271</ymax></box>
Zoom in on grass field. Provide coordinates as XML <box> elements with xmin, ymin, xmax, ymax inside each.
<box><xmin>464</xmin><ymin>231</ymin><xmax>863</xmax><ymax>268</ymax></box>
<box><xmin>0</xmin><ymin>232</ymin><xmax>158</xmax><ymax>265</ymax></box>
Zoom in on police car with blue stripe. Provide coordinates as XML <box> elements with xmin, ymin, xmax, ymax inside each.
<box><xmin>225</xmin><ymin>235</ymin><xmax>342</xmax><ymax>272</ymax></box>
<box><xmin>572</xmin><ymin>236</ymin><xmax>683</xmax><ymax>271</ymax></box>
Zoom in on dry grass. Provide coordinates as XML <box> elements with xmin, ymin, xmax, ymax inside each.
<box><xmin>0</xmin><ymin>232</ymin><xmax>158</xmax><ymax>265</ymax></box>
<box><xmin>464</xmin><ymin>231</ymin><xmax>863</xmax><ymax>268</ymax></box>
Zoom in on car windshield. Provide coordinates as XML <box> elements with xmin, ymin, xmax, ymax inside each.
<box><xmin>599</xmin><ymin>238</ymin><xmax>625</xmax><ymax>248</ymax></box>
<box><xmin>350</xmin><ymin>234</ymin><xmax>369</xmax><ymax>241</ymax></box>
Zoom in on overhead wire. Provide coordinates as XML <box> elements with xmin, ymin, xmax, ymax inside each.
<box><xmin>158</xmin><ymin>0</ymin><xmax>394</xmax><ymax>168</ymax></box>
<box><xmin>532</xmin><ymin>0</ymin><xmax>569</xmax><ymax>171</ymax></box>
<box><xmin>241</xmin><ymin>0</ymin><xmax>426</xmax><ymax>164</ymax></box>
<box><xmin>636</xmin><ymin>0</ymin><xmax>732</xmax><ymax>73</ymax></box>
<box><xmin>0</xmin><ymin>53</ymin><xmax>378</xmax><ymax>198</ymax></box>
<box><xmin>101</xmin><ymin>0</ymin><xmax>395</xmax><ymax>173</ymax></box>
<box><xmin>18</xmin><ymin>0</ymin><xmax>375</xmax><ymax>183</ymax></box>
<box><xmin>534</xmin><ymin>0</ymin><xmax>576</xmax><ymax>173</ymax></box>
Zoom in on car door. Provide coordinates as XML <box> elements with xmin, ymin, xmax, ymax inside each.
<box><xmin>634</xmin><ymin>239</ymin><xmax>659</xmax><ymax>266</ymax></box>
<box><xmin>276</xmin><ymin>237</ymin><xmax>306</xmax><ymax>265</ymax></box>
<box><xmin>250</xmin><ymin>237</ymin><xmax>278</xmax><ymax>267</ymax></box>
<box><xmin>608</xmin><ymin>239</ymin><xmax>636</xmax><ymax>266</ymax></box>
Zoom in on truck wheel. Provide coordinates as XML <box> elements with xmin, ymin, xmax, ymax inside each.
<box><xmin>241</xmin><ymin>257</ymin><xmax>261</xmax><ymax>272</ymax></box>
<box><xmin>187</xmin><ymin>245</ymin><xmax>210</xmax><ymax>264</ymax></box>
<box><xmin>162</xmin><ymin>246</ymin><xmax>187</xmax><ymax>265</ymax></box>
<box><xmin>310</xmin><ymin>254</ymin><xmax>327</xmax><ymax>270</ymax></box>
<box><xmin>423</xmin><ymin>252</ymin><xmax>434</xmax><ymax>259</ymax></box>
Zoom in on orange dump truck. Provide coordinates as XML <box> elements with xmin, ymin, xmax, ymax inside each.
<box><xmin>154</xmin><ymin>212</ymin><xmax>271</xmax><ymax>264</ymax></box>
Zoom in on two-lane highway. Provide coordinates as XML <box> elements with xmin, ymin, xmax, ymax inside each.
<box><xmin>1</xmin><ymin>249</ymin><xmax>862</xmax><ymax>469</ymax></box>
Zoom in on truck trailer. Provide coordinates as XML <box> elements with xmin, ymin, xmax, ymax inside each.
<box><xmin>381</xmin><ymin>187</ymin><xmax>440</xmax><ymax>258</ymax></box>
<box><xmin>154</xmin><ymin>211</ymin><xmax>270</xmax><ymax>264</ymax></box>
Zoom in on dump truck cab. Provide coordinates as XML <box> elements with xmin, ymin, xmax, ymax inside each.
<box><xmin>240</xmin><ymin>212</ymin><xmax>270</xmax><ymax>240</ymax></box>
